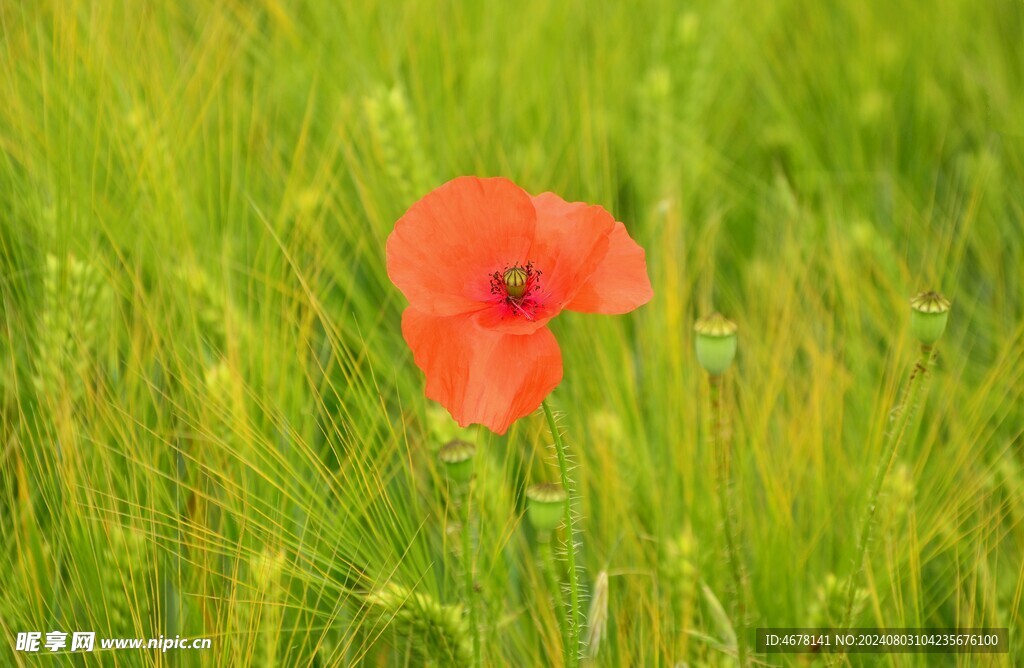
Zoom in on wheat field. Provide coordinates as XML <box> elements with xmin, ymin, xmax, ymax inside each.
<box><xmin>1</xmin><ymin>1</ymin><xmax>1022</xmax><ymax>666</ymax></box>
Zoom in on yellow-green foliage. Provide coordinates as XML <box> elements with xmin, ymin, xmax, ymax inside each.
<box><xmin>1</xmin><ymin>0</ymin><xmax>1022</xmax><ymax>666</ymax></box>
<box><xmin>366</xmin><ymin>583</ymin><xmax>472</xmax><ymax>667</ymax></box>
<box><xmin>34</xmin><ymin>253</ymin><xmax>112</xmax><ymax>402</ymax></box>
<box><xmin>101</xmin><ymin>524</ymin><xmax>154</xmax><ymax>637</ymax></box>
<box><xmin>809</xmin><ymin>574</ymin><xmax>868</xmax><ymax>629</ymax></box>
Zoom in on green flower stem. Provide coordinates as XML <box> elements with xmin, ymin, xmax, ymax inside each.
<box><xmin>838</xmin><ymin>344</ymin><xmax>934</xmax><ymax>641</ymax></box>
<box><xmin>542</xmin><ymin>399</ymin><xmax>581</xmax><ymax>668</ymax></box>
<box><xmin>538</xmin><ymin>534</ymin><xmax>568</xmax><ymax>643</ymax></box>
<box><xmin>709</xmin><ymin>375</ymin><xmax>749</xmax><ymax>667</ymax></box>
<box><xmin>460</xmin><ymin>485</ymin><xmax>481</xmax><ymax>667</ymax></box>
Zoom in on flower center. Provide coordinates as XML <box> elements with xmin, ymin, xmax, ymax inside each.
<box><xmin>503</xmin><ymin>266</ymin><xmax>529</xmax><ymax>299</ymax></box>
<box><xmin>489</xmin><ymin>262</ymin><xmax>543</xmax><ymax>319</ymax></box>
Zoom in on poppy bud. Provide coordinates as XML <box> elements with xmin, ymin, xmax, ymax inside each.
<box><xmin>525</xmin><ymin>483</ymin><xmax>567</xmax><ymax>534</ymax></box>
<box><xmin>503</xmin><ymin>266</ymin><xmax>529</xmax><ymax>299</ymax></box>
<box><xmin>694</xmin><ymin>313</ymin><xmax>738</xmax><ymax>376</ymax></box>
<box><xmin>909</xmin><ymin>291</ymin><xmax>950</xmax><ymax>346</ymax></box>
<box><xmin>438</xmin><ymin>439</ymin><xmax>476</xmax><ymax>484</ymax></box>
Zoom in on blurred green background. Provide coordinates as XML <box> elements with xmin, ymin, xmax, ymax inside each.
<box><xmin>1</xmin><ymin>0</ymin><xmax>1022</xmax><ymax>665</ymax></box>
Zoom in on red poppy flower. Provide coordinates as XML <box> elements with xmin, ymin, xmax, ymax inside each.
<box><xmin>387</xmin><ymin>176</ymin><xmax>653</xmax><ymax>434</ymax></box>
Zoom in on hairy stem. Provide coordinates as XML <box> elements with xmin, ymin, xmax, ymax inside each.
<box><xmin>460</xmin><ymin>484</ymin><xmax>481</xmax><ymax>667</ymax></box>
<box><xmin>709</xmin><ymin>375</ymin><xmax>749</xmax><ymax>667</ymax></box>
<box><xmin>836</xmin><ymin>344</ymin><xmax>934</xmax><ymax>661</ymax></box>
<box><xmin>538</xmin><ymin>535</ymin><xmax>568</xmax><ymax>645</ymax></box>
<box><xmin>542</xmin><ymin>399</ymin><xmax>581</xmax><ymax>668</ymax></box>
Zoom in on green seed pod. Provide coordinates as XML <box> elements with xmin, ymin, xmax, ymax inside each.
<box><xmin>503</xmin><ymin>266</ymin><xmax>529</xmax><ymax>299</ymax></box>
<box><xmin>438</xmin><ymin>440</ymin><xmax>476</xmax><ymax>484</ymax></box>
<box><xmin>694</xmin><ymin>313</ymin><xmax>738</xmax><ymax>376</ymax></box>
<box><xmin>909</xmin><ymin>291</ymin><xmax>951</xmax><ymax>346</ymax></box>
<box><xmin>525</xmin><ymin>483</ymin><xmax>567</xmax><ymax>534</ymax></box>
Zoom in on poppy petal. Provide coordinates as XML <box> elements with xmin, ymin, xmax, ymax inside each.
<box><xmin>528</xmin><ymin>192</ymin><xmax>617</xmax><ymax>312</ymax></box>
<box><xmin>402</xmin><ymin>308</ymin><xmax>563</xmax><ymax>435</ymax></box>
<box><xmin>566</xmin><ymin>221</ymin><xmax>653</xmax><ymax>314</ymax></box>
<box><xmin>386</xmin><ymin>177</ymin><xmax>537</xmax><ymax>317</ymax></box>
